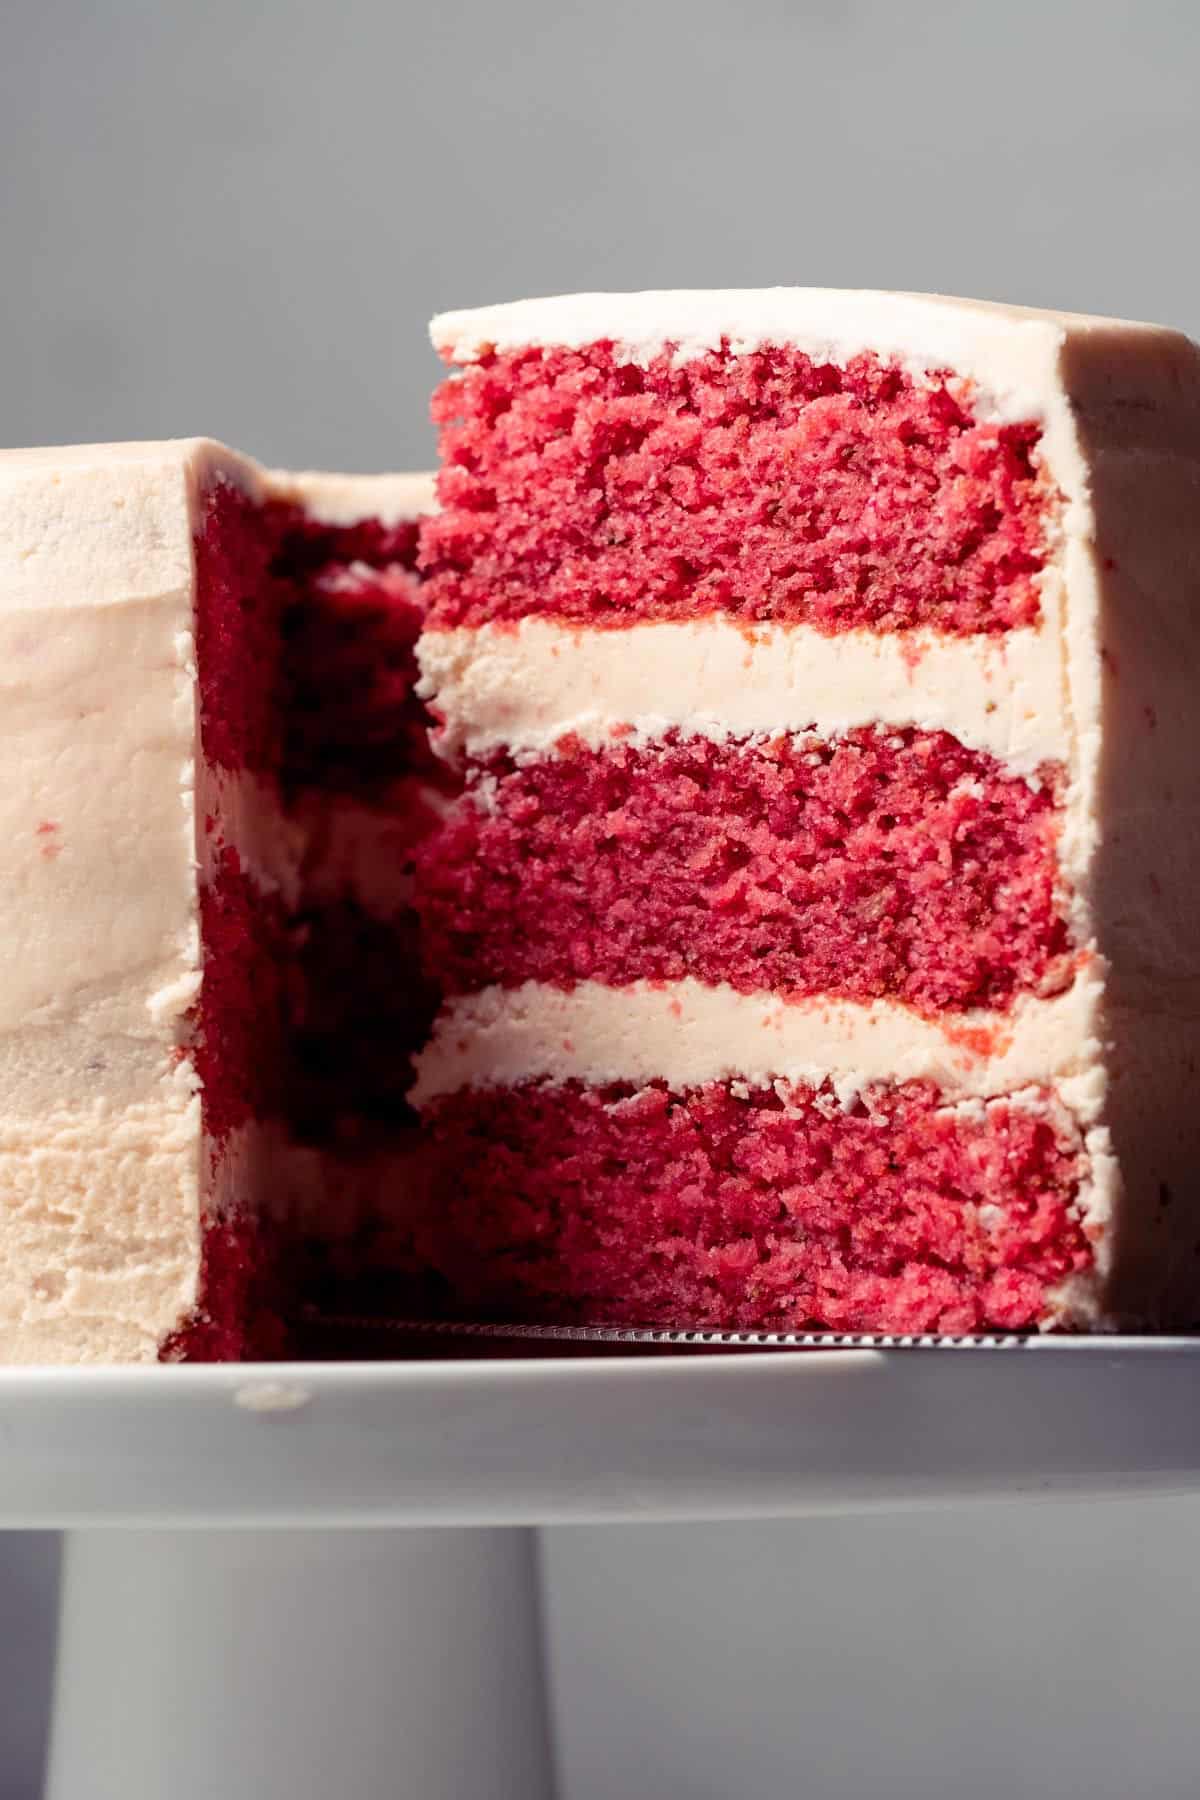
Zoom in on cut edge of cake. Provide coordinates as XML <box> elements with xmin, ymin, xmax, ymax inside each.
<box><xmin>412</xmin><ymin>289</ymin><xmax>1200</xmax><ymax>1333</ymax></box>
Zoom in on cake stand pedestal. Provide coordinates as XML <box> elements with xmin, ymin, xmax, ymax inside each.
<box><xmin>8</xmin><ymin>1341</ymin><xmax>1200</xmax><ymax>1800</ymax></box>
<box><xmin>47</xmin><ymin>1527</ymin><xmax>554</xmax><ymax>1800</ymax></box>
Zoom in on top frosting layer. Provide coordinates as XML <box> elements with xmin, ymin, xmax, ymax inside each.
<box><xmin>0</xmin><ymin>442</ymin><xmax>437</xmax><ymax>614</ymax></box>
<box><xmin>430</xmin><ymin>288</ymin><xmax>1177</xmax><ymax>421</ymax></box>
<box><xmin>0</xmin><ymin>441</ymin><xmax>199</xmax><ymax>613</ymax></box>
<box><xmin>265</xmin><ymin>468</ymin><xmax>436</xmax><ymax>527</ymax></box>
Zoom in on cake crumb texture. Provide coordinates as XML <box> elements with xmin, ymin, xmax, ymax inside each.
<box><xmin>421</xmin><ymin>345</ymin><xmax>1052</xmax><ymax>633</ymax></box>
<box><xmin>415</xmin><ymin>1079</ymin><xmax>1091</xmax><ymax>1333</ymax></box>
<box><xmin>418</xmin><ymin>729</ymin><xmax>1070</xmax><ymax>1013</ymax></box>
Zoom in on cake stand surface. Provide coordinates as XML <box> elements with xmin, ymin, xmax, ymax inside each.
<box><xmin>21</xmin><ymin>1341</ymin><xmax>1200</xmax><ymax>1799</ymax></box>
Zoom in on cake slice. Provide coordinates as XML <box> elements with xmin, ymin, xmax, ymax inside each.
<box><xmin>0</xmin><ymin>441</ymin><xmax>435</xmax><ymax>1361</ymax></box>
<box><xmin>412</xmin><ymin>289</ymin><xmax>1200</xmax><ymax>1334</ymax></box>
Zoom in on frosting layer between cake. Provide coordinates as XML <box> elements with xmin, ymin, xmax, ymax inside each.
<box><xmin>412</xmin><ymin>976</ymin><xmax>1106</xmax><ymax>1110</ymax></box>
<box><xmin>419</xmin><ymin>614</ymin><xmax>1069</xmax><ymax>773</ymax></box>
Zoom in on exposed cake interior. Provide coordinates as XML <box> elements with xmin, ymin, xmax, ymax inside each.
<box><xmin>173</xmin><ymin>475</ymin><xmax>442</xmax><ymax>1358</ymax></box>
<box><xmin>176</xmin><ymin>298</ymin><xmax>1099</xmax><ymax>1347</ymax></box>
<box><xmin>420</xmin><ymin>344</ymin><xmax>1052</xmax><ymax>632</ymax></box>
<box><xmin>416</xmin><ymin>730</ymin><xmax>1071</xmax><ymax>1013</ymax></box>
<box><xmin>409</xmin><ymin>299</ymin><xmax>1102</xmax><ymax>1336</ymax></box>
<box><xmin>414</xmin><ymin>1079</ymin><xmax>1092</xmax><ymax>1333</ymax></box>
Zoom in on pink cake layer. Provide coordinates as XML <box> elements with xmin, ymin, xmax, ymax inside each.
<box><xmin>418</xmin><ymin>730</ymin><xmax>1071</xmax><ymax>1013</ymax></box>
<box><xmin>420</xmin><ymin>344</ymin><xmax>1052</xmax><ymax>633</ymax></box>
<box><xmin>415</xmin><ymin>1080</ymin><xmax>1092</xmax><ymax>1333</ymax></box>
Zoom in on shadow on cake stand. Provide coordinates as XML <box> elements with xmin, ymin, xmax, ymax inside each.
<box><xmin>9</xmin><ymin>1339</ymin><xmax>1200</xmax><ymax>1799</ymax></box>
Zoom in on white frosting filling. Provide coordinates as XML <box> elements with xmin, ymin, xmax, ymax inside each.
<box><xmin>431</xmin><ymin>288</ymin><xmax>1162</xmax><ymax>428</ymax></box>
<box><xmin>412</xmin><ymin>974</ymin><xmax>1107</xmax><ymax>1111</ymax></box>
<box><xmin>419</xmin><ymin>613</ymin><xmax>1069</xmax><ymax>774</ymax></box>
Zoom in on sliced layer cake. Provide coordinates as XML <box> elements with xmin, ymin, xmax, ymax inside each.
<box><xmin>4</xmin><ymin>289</ymin><xmax>1199</xmax><ymax>1359</ymax></box>
<box><xmin>412</xmin><ymin>289</ymin><xmax>1200</xmax><ymax>1334</ymax></box>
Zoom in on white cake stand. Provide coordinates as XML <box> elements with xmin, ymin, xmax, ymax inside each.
<box><xmin>15</xmin><ymin>1340</ymin><xmax>1200</xmax><ymax>1799</ymax></box>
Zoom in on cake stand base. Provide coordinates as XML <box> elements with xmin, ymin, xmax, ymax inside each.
<box><xmin>15</xmin><ymin>1343</ymin><xmax>1200</xmax><ymax>1796</ymax></box>
<box><xmin>45</xmin><ymin>1527</ymin><xmax>555</xmax><ymax>1800</ymax></box>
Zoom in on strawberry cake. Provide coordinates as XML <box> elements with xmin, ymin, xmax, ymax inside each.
<box><xmin>2</xmin><ymin>289</ymin><xmax>1199</xmax><ymax>1360</ymax></box>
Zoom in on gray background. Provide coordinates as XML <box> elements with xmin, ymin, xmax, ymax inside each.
<box><xmin>3</xmin><ymin>0</ymin><xmax>1199</xmax><ymax>471</ymax></box>
<box><xmin>4</xmin><ymin>0</ymin><xmax>1200</xmax><ymax>1794</ymax></box>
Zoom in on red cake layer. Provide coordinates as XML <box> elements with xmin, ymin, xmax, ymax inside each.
<box><xmin>418</xmin><ymin>730</ymin><xmax>1071</xmax><ymax>1013</ymax></box>
<box><xmin>272</xmin><ymin>514</ymin><xmax>450</xmax><ymax>802</ymax></box>
<box><xmin>287</xmin><ymin>899</ymin><xmax>441</xmax><ymax>1140</ymax></box>
<box><xmin>195</xmin><ymin>848</ymin><xmax>290</xmax><ymax>1145</ymax></box>
<box><xmin>159</xmin><ymin>1212</ymin><xmax>287</xmax><ymax>1363</ymax></box>
<box><xmin>421</xmin><ymin>344</ymin><xmax>1053</xmax><ymax>633</ymax></box>
<box><xmin>193</xmin><ymin>480</ymin><xmax>440</xmax><ymax>1147</ymax></box>
<box><xmin>194</xmin><ymin>483</ymin><xmax>433</xmax><ymax>796</ymax></box>
<box><xmin>415</xmin><ymin>1080</ymin><xmax>1092</xmax><ymax>1333</ymax></box>
<box><xmin>265</xmin><ymin>503</ymin><xmax>420</xmax><ymax>577</ymax></box>
<box><xmin>194</xmin><ymin>482</ymin><xmax>282</xmax><ymax>773</ymax></box>
<box><xmin>188</xmin><ymin>484</ymin><xmax>442</xmax><ymax>1359</ymax></box>
<box><xmin>279</xmin><ymin>562</ymin><xmax>432</xmax><ymax>796</ymax></box>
